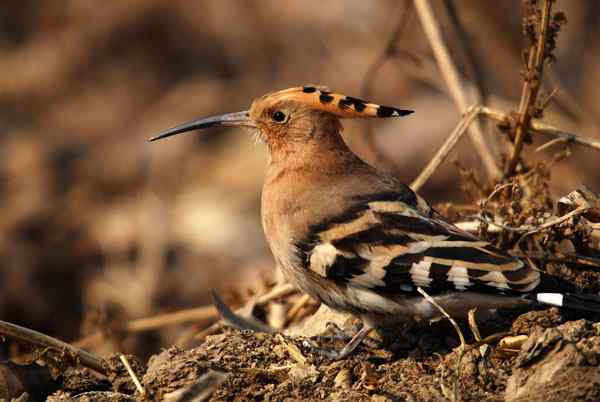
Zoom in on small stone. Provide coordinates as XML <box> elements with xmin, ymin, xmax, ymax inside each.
<box><xmin>330</xmin><ymin>391</ymin><xmax>346</xmax><ymax>402</ymax></box>
<box><xmin>288</xmin><ymin>364</ymin><xmax>319</xmax><ymax>384</ymax></box>
<box><xmin>506</xmin><ymin>320</ymin><xmax>600</xmax><ymax>401</ymax></box>
<box><xmin>359</xmin><ymin>362</ymin><xmax>380</xmax><ymax>390</ymax></box>
<box><xmin>333</xmin><ymin>368</ymin><xmax>352</xmax><ymax>389</ymax></box>
<box><xmin>272</xmin><ymin>344</ymin><xmax>288</xmax><ymax>359</ymax></box>
<box><xmin>371</xmin><ymin>394</ymin><xmax>392</xmax><ymax>402</ymax></box>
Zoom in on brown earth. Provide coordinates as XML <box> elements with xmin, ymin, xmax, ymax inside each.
<box><xmin>4</xmin><ymin>306</ymin><xmax>596</xmax><ymax>401</ymax></box>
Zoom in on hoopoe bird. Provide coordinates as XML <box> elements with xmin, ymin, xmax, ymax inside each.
<box><xmin>150</xmin><ymin>86</ymin><xmax>600</xmax><ymax>359</ymax></box>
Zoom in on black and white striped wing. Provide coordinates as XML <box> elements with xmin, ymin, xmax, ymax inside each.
<box><xmin>296</xmin><ymin>193</ymin><xmax>540</xmax><ymax>298</ymax></box>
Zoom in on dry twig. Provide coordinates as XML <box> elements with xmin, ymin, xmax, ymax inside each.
<box><xmin>467</xmin><ymin>308</ymin><xmax>489</xmax><ymax>358</ymax></box>
<box><xmin>285</xmin><ymin>294</ymin><xmax>312</xmax><ymax>326</ymax></box>
<box><xmin>411</xmin><ymin>103</ymin><xmax>600</xmax><ymax>192</ymax></box>
<box><xmin>505</xmin><ymin>0</ymin><xmax>555</xmax><ymax>175</ymax></box>
<box><xmin>417</xmin><ymin>287</ymin><xmax>465</xmax><ymax>402</ymax></box>
<box><xmin>516</xmin><ymin>205</ymin><xmax>590</xmax><ymax>248</ymax></box>
<box><xmin>417</xmin><ymin>287</ymin><xmax>465</xmax><ymax>347</ymax></box>
<box><xmin>74</xmin><ymin>305</ymin><xmax>219</xmax><ymax>349</ymax></box>
<box><xmin>275</xmin><ymin>334</ymin><xmax>308</xmax><ymax>366</ymax></box>
<box><xmin>480</xmin><ymin>106</ymin><xmax>600</xmax><ymax>152</ymax></box>
<box><xmin>497</xmin><ymin>335</ymin><xmax>528</xmax><ymax>356</ymax></box>
<box><xmin>442</xmin><ymin>0</ymin><xmax>490</xmax><ymax>108</ymax></box>
<box><xmin>463</xmin><ymin>331</ymin><xmax>511</xmax><ymax>353</ymax></box>
<box><xmin>0</xmin><ymin>320</ymin><xmax>107</xmax><ymax>375</ymax></box>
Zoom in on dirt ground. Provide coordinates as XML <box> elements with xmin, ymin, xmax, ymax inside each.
<box><xmin>10</xmin><ymin>306</ymin><xmax>596</xmax><ymax>401</ymax></box>
<box><xmin>3</xmin><ymin>2</ymin><xmax>600</xmax><ymax>401</ymax></box>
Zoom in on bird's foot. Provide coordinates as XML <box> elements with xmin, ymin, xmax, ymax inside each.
<box><xmin>302</xmin><ymin>324</ymin><xmax>375</xmax><ymax>360</ymax></box>
<box><xmin>306</xmin><ymin>322</ymin><xmax>352</xmax><ymax>345</ymax></box>
<box><xmin>324</xmin><ymin>321</ymin><xmax>353</xmax><ymax>341</ymax></box>
<box><xmin>325</xmin><ymin>322</ymin><xmax>382</xmax><ymax>349</ymax></box>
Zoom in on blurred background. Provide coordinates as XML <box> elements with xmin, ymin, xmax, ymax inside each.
<box><xmin>1</xmin><ymin>0</ymin><xmax>599</xmax><ymax>359</ymax></box>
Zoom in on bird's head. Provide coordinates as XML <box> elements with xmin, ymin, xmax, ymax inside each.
<box><xmin>149</xmin><ymin>86</ymin><xmax>413</xmax><ymax>154</ymax></box>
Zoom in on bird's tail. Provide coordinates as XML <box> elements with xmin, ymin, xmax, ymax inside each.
<box><xmin>526</xmin><ymin>273</ymin><xmax>600</xmax><ymax>313</ymax></box>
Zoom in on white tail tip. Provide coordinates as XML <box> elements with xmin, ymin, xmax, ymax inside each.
<box><xmin>536</xmin><ymin>293</ymin><xmax>564</xmax><ymax>307</ymax></box>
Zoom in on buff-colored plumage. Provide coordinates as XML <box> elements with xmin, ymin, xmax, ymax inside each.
<box><xmin>150</xmin><ymin>86</ymin><xmax>600</xmax><ymax>359</ymax></box>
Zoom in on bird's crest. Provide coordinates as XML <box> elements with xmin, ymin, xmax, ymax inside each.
<box><xmin>259</xmin><ymin>86</ymin><xmax>413</xmax><ymax>119</ymax></box>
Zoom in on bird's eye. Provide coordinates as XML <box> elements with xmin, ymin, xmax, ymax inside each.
<box><xmin>272</xmin><ymin>111</ymin><xmax>287</xmax><ymax>123</ymax></box>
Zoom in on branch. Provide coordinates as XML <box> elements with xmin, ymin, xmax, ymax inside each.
<box><xmin>412</xmin><ymin>104</ymin><xmax>600</xmax><ymax>193</ymax></box>
<box><xmin>505</xmin><ymin>0</ymin><xmax>554</xmax><ymax>175</ymax></box>
<box><xmin>480</xmin><ymin>106</ymin><xmax>600</xmax><ymax>152</ymax></box>
<box><xmin>0</xmin><ymin>320</ymin><xmax>107</xmax><ymax>375</ymax></box>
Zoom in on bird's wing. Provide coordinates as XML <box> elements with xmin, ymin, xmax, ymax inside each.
<box><xmin>296</xmin><ymin>191</ymin><xmax>540</xmax><ymax>296</ymax></box>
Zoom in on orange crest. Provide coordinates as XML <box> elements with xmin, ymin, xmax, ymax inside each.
<box><xmin>260</xmin><ymin>86</ymin><xmax>413</xmax><ymax>119</ymax></box>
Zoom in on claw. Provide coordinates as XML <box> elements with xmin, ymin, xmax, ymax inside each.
<box><xmin>324</xmin><ymin>322</ymin><xmax>352</xmax><ymax>342</ymax></box>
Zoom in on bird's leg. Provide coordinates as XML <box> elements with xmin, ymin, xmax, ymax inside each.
<box><xmin>304</xmin><ymin>324</ymin><xmax>376</xmax><ymax>360</ymax></box>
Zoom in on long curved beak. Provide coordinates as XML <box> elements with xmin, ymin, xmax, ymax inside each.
<box><xmin>148</xmin><ymin>110</ymin><xmax>252</xmax><ymax>142</ymax></box>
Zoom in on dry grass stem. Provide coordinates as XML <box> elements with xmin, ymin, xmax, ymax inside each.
<box><xmin>285</xmin><ymin>294</ymin><xmax>312</xmax><ymax>326</ymax></box>
<box><xmin>454</xmin><ymin>220</ymin><xmax>503</xmax><ymax>234</ymax></box>
<box><xmin>78</xmin><ymin>283</ymin><xmax>296</xmax><ymax>347</ymax></box>
<box><xmin>126</xmin><ymin>306</ymin><xmax>218</xmax><ymax>333</ymax></box>
<box><xmin>535</xmin><ymin>137</ymin><xmax>569</xmax><ymax>152</ymax></box>
<box><xmin>464</xmin><ymin>331</ymin><xmax>512</xmax><ymax>353</ymax></box>
<box><xmin>517</xmin><ymin>205</ymin><xmax>590</xmax><ymax>248</ymax></box>
<box><xmin>73</xmin><ymin>305</ymin><xmax>220</xmax><ymax>349</ymax></box>
<box><xmin>467</xmin><ymin>308</ymin><xmax>482</xmax><ymax>342</ymax></box>
<box><xmin>411</xmin><ymin>105</ymin><xmax>482</xmax><ymax>191</ymax></box>
<box><xmin>417</xmin><ymin>287</ymin><xmax>465</xmax><ymax>347</ymax></box>
<box><xmin>468</xmin><ymin>308</ymin><xmax>490</xmax><ymax>358</ymax></box>
<box><xmin>529</xmin><ymin>119</ymin><xmax>600</xmax><ymax>151</ymax></box>
<box><xmin>414</xmin><ymin>0</ymin><xmax>500</xmax><ymax>180</ymax></box>
<box><xmin>255</xmin><ymin>283</ymin><xmax>298</xmax><ymax>305</ymax></box>
<box><xmin>417</xmin><ymin>287</ymin><xmax>469</xmax><ymax>401</ymax></box>
<box><xmin>119</xmin><ymin>353</ymin><xmax>145</xmax><ymax>396</ymax></box>
<box><xmin>498</xmin><ymin>335</ymin><xmax>528</xmax><ymax>351</ymax></box>
<box><xmin>275</xmin><ymin>334</ymin><xmax>308</xmax><ymax>366</ymax></box>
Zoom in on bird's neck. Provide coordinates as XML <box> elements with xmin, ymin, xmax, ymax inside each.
<box><xmin>266</xmin><ymin>129</ymin><xmax>361</xmax><ymax>175</ymax></box>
